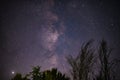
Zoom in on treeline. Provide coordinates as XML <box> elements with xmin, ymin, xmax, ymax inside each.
<box><xmin>11</xmin><ymin>66</ymin><xmax>69</xmax><ymax>80</ymax></box>
<box><xmin>11</xmin><ymin>40</ymin><xmax>120</xmax><ymax>80</ymax></box>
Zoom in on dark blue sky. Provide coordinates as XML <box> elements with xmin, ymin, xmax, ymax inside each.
<box><xmin>0</xmin><ymin>0</ymin><xmax>120</xmax><ymax>80</ymax></box>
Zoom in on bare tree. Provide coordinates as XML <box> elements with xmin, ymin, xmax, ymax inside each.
<box><xmin>97</xmin><ymin>40</ymin><xmax>120</xmax><ymax>80</ymax></box>
<box><xmin>66</xmin><ymin>40</ymin><xmax>95</xmax><ymax>80</ymax></box>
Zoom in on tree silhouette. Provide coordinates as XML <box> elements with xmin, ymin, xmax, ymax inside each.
<box><xmin>11</xmin><ymin>66</ymin><xmax>70</xmax><ymax>80</ymax></box>
<box><xmin>11</xmin><ymin>73</ymin><xmax>29</xmax><ymax>80</ymax></box>
<box><xmin>66</xmin><ymin>40</ymin><xmax>95</xmax><ymax>80</ymax></box>
<box><xmin>42</xmin><ymin>68</ymin><xmax>70</xmax><ymax>80</ymax></box>
<box><xmin>29</xmin><ymin>66</ymin><xmax>42</xmax><ymax>80</ymax></box>
<box><xmin>11</xmin><ymin>39</ymin><xmax>120</xmax><ymax>80</ymax></box>
<box><xmin>11</xmin><ymin>73</ymin><xmax>23</xmax><ymax>80</ymax></box>
<box><xmin>96</xmin><ymin>40</ymin><xmax>120</xmax><ymax>80</ymax></box>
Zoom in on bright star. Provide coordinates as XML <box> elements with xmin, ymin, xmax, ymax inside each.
<box><xmin>11</xmin><ymin>71</ymin><xmax>15</xmax><ymax>75</ymax></box>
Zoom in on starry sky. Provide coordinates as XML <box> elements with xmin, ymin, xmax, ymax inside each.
<box><xmin>0</xmin><ymin>0</ymin><xmax>120</xmax><ymax>80</ymax></box>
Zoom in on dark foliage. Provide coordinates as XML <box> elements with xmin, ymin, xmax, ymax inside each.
<box><xmin>66</xmin><ymin>40</ymin><xmax>120</xmax><ymax>80</ymax></box>
<box><xmin>66</xmin><ymin>40</ymin><xmax>95</xmax><ymax>80</ymax></box>
<box><xmin>11</xmin><ymin>66</ymin><xmax>70</xmax><ymax>80</ymax></box>
<box><xmin>11</xmin><ymin>40</ymin><xmax>120</xmax><ymax>80</ymax></box>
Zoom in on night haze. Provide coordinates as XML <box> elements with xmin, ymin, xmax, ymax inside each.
<box><xmin>0</xmin><ymin>0</ymin><xmax>120</xmax><ymax>80</ymax></box>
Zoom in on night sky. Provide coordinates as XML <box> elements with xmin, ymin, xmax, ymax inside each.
<box><xmin>0</xmin><ymin>0</ymin><xmax>120</xmax><ymax>80</ymax></box>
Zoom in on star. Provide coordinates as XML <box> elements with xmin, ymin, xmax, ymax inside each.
<box><xmin>11</xmin><ymin>71</ymin><xmax>15</xmax><ymax>75</ymax></box>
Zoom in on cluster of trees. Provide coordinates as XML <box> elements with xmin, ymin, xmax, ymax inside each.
<box><xmin>66</xmin><ymin>40</ymin><xmax>120</xmax><ymax>80</ymax></box>
<box><xmin>11</xmin><ymin>40</ymin><xmax>120</xmax><ymax>80</ymax></box>
<box><xmin>11</xmin><ymin>66</ymin><xmax>69</xmax><ymax>80</ymax></box>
